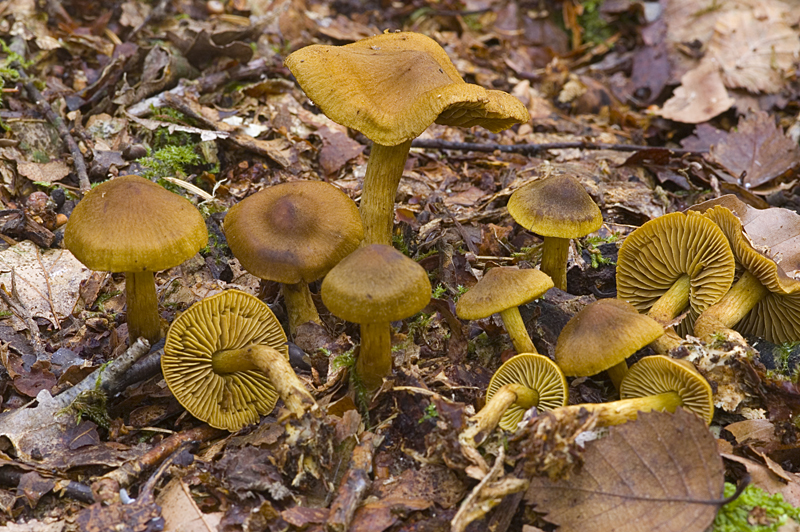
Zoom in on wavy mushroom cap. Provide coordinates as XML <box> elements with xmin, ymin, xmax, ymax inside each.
<box><xmin>224</xmin><ymin>181</ymin><xmax>364</xmax><ymax>284</ymax></box>
<box><xmin>456</xmin><ymin>267</ymin><xmax>554</xmax><ymax>320</ymax></box>
<box><xmin>321</xmin><ymin>244</ymin><xmax>431</xmax><ymax>323</ymax></box>
<box><xmin>64</xmin><ymin>175</ymin><xmax>208</xmax><ymax>272</ymax></box>
<box><xmin>507</xmin><ymin>174</ymin><xmax>602</xmax><ymax>239</ymax></box>
<box><xmin>555</xmin><ymin>298</ymin><xmax>664</xmax><ymax>377</ymax></box>
<box><xmin>284</xmin><ymin>32</ymin><xmax>529</xmax><ymax>146</ymax></box>
<box><xmin>486</xmin><ymin>354</ymin><xmax>568</xmax><ymax>431</ymax></box>
<box><xmin>162</xmin><ymin>290</ymin><xmax>289</xmax><ymax>431</ymax></box>
<box><xmin>616</xmin><ymin>211</ymin><xmax>735</xmax><ymax>334</ymax></box>
<box><xmin>620</xmin><ymin>355</ymin><xmax>714</xmax><ymax>425</ymax></box>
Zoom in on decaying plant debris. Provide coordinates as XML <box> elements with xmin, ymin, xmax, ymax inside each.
<box><xmin>0</xmin><ymin>0</ymin><xmax>797</xmax><ymax>531</ymax></box>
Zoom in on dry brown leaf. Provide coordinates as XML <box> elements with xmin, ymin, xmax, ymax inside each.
<box><xmin>526</xmin><ymin>409</ymin><xmax>724</xmax><ymax>532</ymax></box>
<box><xmin>16</xmin><ymin>161</ymin><xmax>71</xmax><ymax>184</ymax></box>
<box><xmin>157</xmin><ymin>477</ymin><xmax>222</xmax><ymax>532</ymax></box>
<box><xmin>657</xmin><ymin>59</ymin><xmax>734</xmax><ymax>124</ymax></box>
<box><xmin>722</xmin><ymin>452</ymin><xmax>800</xmax><ymax>507</ymax></box>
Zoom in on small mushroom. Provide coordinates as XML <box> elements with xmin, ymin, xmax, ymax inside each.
<box><xmin>616</xmin><ymin>211</ymin><xmax>735</xmax><ymax>352</ymax></box>
<box><xmin>162</xmin><ymin>290</ymin><xmax>316</xmax><ymax>431</ymax></box>
<box><xmin>462</xmin><ymin>354</ymin><xmax>568</xmax><ymax>446</ymax></box>
<box><xmin>554</xmin><ymin>355</ymin><xmax>714</xmax><ymax>426</ymax></box>
<box><xmin>64</xmin><ymin>175</ymin><xmax>208</xmax><ymax>343</ymax></box>
<box><xmin>456</xmin><ymin>267</ymin><xmax>554</xmax><ymax>354</ymax></box>
<box><xmin>555</xmin><ymin>298</ymin><xmax>665</xmax><ymax>389</ymax></box>
<box><xmin>285</xmin><ymin>32</ymin><xmax>528</xmax><ymax>246</ymax></box>
<box><xmin>507</xmin><ymin>174</ymin><xmax>602</xmax><ymax>291</ymax></box>
<box><xmin>223</xmin><ymin>181</ymin><xmax>364</xmax><ymax>335</ymax></box>
<box><xmin>321</xmin><ymin>244</ymin><xmax>431</xmax><ymax>390</ymax></box>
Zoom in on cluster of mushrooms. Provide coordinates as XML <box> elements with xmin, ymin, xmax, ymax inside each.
<box><xmin>60</xmin><ymin>31</ymin><xmax>800</xmax><ymax>441</ymax></box>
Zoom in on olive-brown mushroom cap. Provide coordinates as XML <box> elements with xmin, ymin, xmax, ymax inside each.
<box><xmin>223</xmin><ymin>181</ymin><xmax>364</xmax><ymax>284</ymax></box>
<box><xmin>162</xmin><ymin>290</ymin><xmax>289</xmax><ymax>431</ymax></box>
<box><xmin>486</xmin><ymin>354</ymin><xmax>568</xmax><ymax>431</ymax></box>
<box><xmin>507</xmin><ymin>174</ymin><xmax>602</xmax><ymax>239</ymax></box>
<box><xmin>456</xmin><ymin>267</ymin><xmax>554</xmax><ymax>320</ymax></box>
<box><xmin>284</xmin><ymin>32</ymin><xmax>529</xmax><ymax>147</ymax></box>
<box><xmin>555</xmin><ymin>298</ymin><xmax>665</xmax><ymax>377</ymax></box>
<box><xmin>64</xmin><ymin>175</ymin><xmax>208</xmax><ymax>272</ymax></box>
<box><xmin>620</xmin><ymin>355</ymin><xmax>714</xmax><ymax>425</ymax></box>
<box><xmin>616</xmin><ymin>211</ymin><xmax>735</xmax><ymax>334</ymax></box>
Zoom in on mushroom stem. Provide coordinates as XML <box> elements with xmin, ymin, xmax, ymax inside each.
<box><xmin>357</xmin><ymin>322</ymin><xmax>392</xmax><ymax>390</ymax></box>
<box><xmin>282</xmin><ymin>282</ymin><xmax>322</xmax><ymax>336</ymax></box>
<box><xmin>461</xmin><ymin>383</ymin><xmax>538</xmax><ymax>446</ymax></box>
<box><xmin>499</xmin><ymin>306</ymin><xmax>537</xmax><ymax>353</ymax></box>
<box><xmin>649</xmin><ymin>329</ymin><xmax>683</xmax><ymax>354</ymax></box>
<box><xmin>555</xmin><ymin>391</ymin><xmax>683</xmax><ymax>427</ymax></box>
<box><xmin>360</xmin><ymin>140</ymin><xmax>413</xmax><ymax>246</ymax></box>
<box><xmin>125</xmin><ymin>271</ymin><xmax>162</xmax><ymax>344</ymax></box>
<box><xmin>606</xmin><ymin>361</ymin><xmax>628</xmax><ymax>390</ymax></box>
<box><xmin>647</xmin><ymin>274</ymin><xmax>691</xmax><ymax>324</ymax></box>
<box><xmin>693</xmin><ymin>271</ymin><xmax>769</xmax><ymax>341</ymax></box>
<box><xmin>212</xmin><ymin>345</ymin><xmax>316</xmax><ymax>417</ymax></box>
<box><xmin>540</xmin><ymin>236</ymin><xmax>570</xmax><ymax>291</ymax></box>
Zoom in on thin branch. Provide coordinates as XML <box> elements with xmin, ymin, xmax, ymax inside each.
<box><xmin>411</xmin><ymin>138</ymin><xmax>708</xmax><ymax>156</ymax></box>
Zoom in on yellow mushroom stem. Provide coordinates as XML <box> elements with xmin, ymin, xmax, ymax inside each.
<box><xmin>126</xmin><ymin>270</ymin><xmax>162</xmax><ymax>344</ymax></box>
<box><xmin>360</xmin><ymin>140</ymin><xmax>413</xmax><ymax>246</ymax></box>
<box><xmin>499</xmin><ymin>306</ymin><xmax>537</xmax><ymax>354</ymax></box>
<box><xmin>461</xmin><ymin>383</ymin><xmax>539</xmax><ymax>447</ymax></box>
<box><xmin>606</xmin><ymin>361</ymin><xmax>628</xmax><ymax>390</ymax></box>
<box><xmin>282</xmin><ymin>282</ymin><xmax>322</xmax><ymax>336</ymax></box>
<box><xmin>540</xmin><ymin>236</ymin><xmax>570</xmax><ymax>291</ymax></box>
<box><xmin>693</xmin><ymin>271</ymin><xmax>770</xmax><ymax>341</ymax></box>
<box><xmin>212</xmin><ymin>345</ymin><xmax>316</xmax><ymax>417</ymax></box>
<box><xmin>645</xmin><ymin>274</ymin><xmax>691</xmax><ymax>354</ymax></box>
<box><xmin>357</xmin><ymin>322</ymin><xmax>392</xmax><ymax>391</ymax></box>
<box><xmin>554</xmin><ymin>390</ymin><xmax>683</xmax><ymax>427</ymax></box>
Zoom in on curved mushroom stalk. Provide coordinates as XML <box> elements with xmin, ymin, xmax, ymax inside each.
<box><xmin>540</xmin><ymin>236</ymin><xmax>571</xmax><ymax>291</ymax></box>
<box><xmin>125</xmin><ymin>271</ymin><xmax>162</xmax><ymax>344</ymax></box>
<box><xmin>282</xmin><ymin>282</ymin><xmax>323</xmax><ymax>335</ymax></box>
<box><xmin>693</xmin><ymin>272</ymin><xmax>769</xmax><ymax>341</ymax></box>
<box><xmin>357</xmin><ymin>322</ymin><xmax>392</xmax><ymax>391</ymax></box>
<box><xmin>460</xmin><ymin>383</ymin><xmax>538</xmax><ymax>447</ymax></box>
<box><xmin>553</xmin><ymin>391</ymin><xmax>684</xmax><ymax>427</ymax></box>
<box><xmin>361</xmin><ymin>141</ymin><xmax>413</xmax><ymax>245</ymax></box>
<box><xmin>499</xmin><ymin>306</ymin><xmax>537</xmax><ymax>354</ymax></box>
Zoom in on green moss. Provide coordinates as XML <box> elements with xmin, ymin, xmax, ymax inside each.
<box><xmin>713</xmin><ymin>483</ymin><xmax>800</xmax><ymax>532</ymax></box>
<box><xmin>432</xmin><ymin>284</ymin><xmax>447</xmax><ymax>299</ymax></box>
<box><xmin>578</xmin><ymin>233</ymin><xmax>619</xmax><ymax>268</ymax></box>
<box><xmin>139</xmin><ymin>145</ymin><xmax>202</xmax><ymax>183</ymax></box>
<box><xmin>578</xmin><ymin>0</ymin><xmax>616</xmax><ymax>45</ymax></box>
<box><xmin>419</xmin><ymin>402</ymin><xmax>439</xmax><ymax>424</ymax></box>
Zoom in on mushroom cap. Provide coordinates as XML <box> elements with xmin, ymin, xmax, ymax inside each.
<box><xmin>507</xmin><ymin>174</ymin><xmax>603</xmax><ymax>239</ymax></box>
<box><xmin>486</xmin><ymin>354</ymin><xmax>568</xmax><ymax>431</ymax></box>
<box><xmin>223</xmin><ymin>181</ymin><xmax>364</xmax><ymax>284</ymax></box>
<box><xmin>616</xmin><ymin>211</ymin><xmax>735</xmax><ymax>334</ymax></box>
<box><xmin>554</xmin><ymin>298</ymin><xmax>665</xmax><ymax>377</ymax></box>
<box><xmin>620</xmin><ymin>355</ymin><xmax>714</xmax><ymax>425</ymax></box>
<box><xmin>65</xmin><ymin>175</ymin><xmax>208</xmax><ymax>272</ymax></box>
<box><xmin>162</xmin><ymin>290</ymin><xmax>289</xmax><ymax>431</ymax></box>
<box><xmin>456</xmin><ymin>267</ymin><xmax>554</xmax><ymax>320</ymax></box>
<box><xmin>284</xmin><ymin>32</ymin><xmax>529</xmax><ymax>147</ymax></box>
<box><xmin>321</xmin><ymin>244</ymin><xmax>431</xmax><ymax>323</ymax></box>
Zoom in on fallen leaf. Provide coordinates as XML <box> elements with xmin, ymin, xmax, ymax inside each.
<box><xmin>157</xmin><ymin>477</ymin><xmax>222</xmax><ymax>532</ymax></box>
<box><xmin>16</xmin><ymin>161</ymin><xmax>71</xmax><ymax>184</ymax></box>
<box><xmin>657</xmin><ymin>59</ymin><xmax>734</xmax><ymax>124</ymax></box>
<box><xmin>526</xmin><ymin>409</ymin><xmax>724</xmax><ymax>532</ymax></box>
<box><xmin>725</xmin><ymin>419</ymin><xmax>778</xmax><ymax>446</ymax></box>
<box><xmin>722</xmin><ymin>452</ymin><xmax>800</xmax><ymax>507</ymax></box>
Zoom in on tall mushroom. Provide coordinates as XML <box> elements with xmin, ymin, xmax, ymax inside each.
<box><xmin>162</xmin><ymin>289</ymin><xmax>316</xmax><ymax>431</ymax></box>
<box><xmin>64</xmin><ymin>175</ymin><xmax>208</xmax><ymax>344</ymax></box>
<box><xmin>321</xmin><ymin>244</ymin><xmax>431</xmax><ymax>391</ymax></box>
<box><xmin>285</xmin><ymin>32</ymin><xmax>529</xmax><ymax>246</ymax></box>
<box><xmin>507</xmin><ymin>174</ymin><xmax>602</xmax><ymax>291</ymax></box>
<box><xmin>223</xmin><ymin>181</ymin><xmax>364</xmax><ymax>335</ymax></box>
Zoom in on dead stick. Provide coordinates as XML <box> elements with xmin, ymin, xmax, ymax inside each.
<box><xmin>411</xmin><ymin>139</ymin><xmax>708</xmax><ymax>156</ymax></box>
<box><xmin>326</xmin><ymin>432</ymin><xmax>379</xmax><ymax>532</ymax></box>
<box><xmin>17</xmin><ymin>68</ymin><xmax>91</xmax><ymax>193</ymax></box>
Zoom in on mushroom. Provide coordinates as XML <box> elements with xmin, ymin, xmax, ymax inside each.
<box><xmin>162</xmin><ymin>289</ymin><xmax>316</xmax><ymax>431</ymax></box>
<box><xmin>284</xmin><ymin>32</ymin><xmax>529</xmax><ymax>246</ymax></box>
<box><xmin>507</xmin><ymin>174</ymin><xmax>602</xmax><ymax>291</ymax></box>
<box><xmin>554</xmin><ymin>355</ymin><xmax>714</xmax><ymax>426</ymax></box>
<box><xmin>692</xmin><ymin>204</ymin><xmax>800</xmax><ymax>343</ymax></box>
<box><xmin>456</xmin><ymin>267</ymin><xmax>554</xmax><ymax>354</ymax></box>
<box><xmin>461</xmin><ymin>353</ymin><xmax>568</xmax><ymax>446</ymax></box>
<box><xmin>554</xmin><ymin>298</ymin><xmax>665</xmax><ymax>390</ymax></box>
<box><xmin>64</xmin><ymin>175</ymin><xmax>207</xmax><ymax>344</ymax></box>
<box><xmin>615</xmin><ymin>211</ymin><xmax>735</xmax><ymax>352</ymax></box>
<box><xmin>321</xmin><ymin>244</ymin><xmax>431</xmax><ymax>390</ymax></box>
<box><xmin>223</xmin><ymin>181</ymin><xmax>364</xmax><ymax>335</ymax></box>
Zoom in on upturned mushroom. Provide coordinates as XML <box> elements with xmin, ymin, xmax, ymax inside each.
<box><xmin>461</xmin><ymin>353</ymin><xmax>568</xmax><ymax>446</ymax></box>
<box><xmin>615</xmin><ymin>211</ymin><xmax>735</xmax><ymax>352</ymax></box>
<box><xmin>162</xmin><ymin>290</ymin><xmax>316</xmax><ymax>431</ymax></box>
<box><xmin>456</xmin><ymin>267</ymin><xmax>554</xmax><ymax>354</ymax></box>
<box><xmin>321</xmin><ymin>244</ymin><xmax>431</xmax><ymax>390</ymax></box>
<box><xmin>285</xmin><ymin>32</ymin><xmax>529</xmax><ymax>246</ymax></box>
<box><xmin>64</xmin><ymin>175</ymin><xmax>208</xmax><ymax>344</ymax></box>
<box><xmin>507</xmin><ymin>174</ymin><xmax>602</xmax><ymax>291</ymax></box>
<box><xmin>554</xmin><ymin>298</ymin><xmax>665</xmax><ymax>389</ymax></box>
<box><xmin>223</xmin><ymin>181</ymin><xmax>363</xmax><ymax>335</ymax></box>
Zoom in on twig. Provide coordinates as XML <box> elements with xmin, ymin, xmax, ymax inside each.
<box><xmin>17</xmin><ymin>68</ymin><xmax>91</xmax><ymax>193</ymax></box>
<box><xmin>411</xmin><ymin>138</ymin><xmax>708</xmax><ymax>156</ymax></box>
<box><xmin>326</xmin><ymin>432</ymin><xmax>380</xmax><ymax>532</ymax></box>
